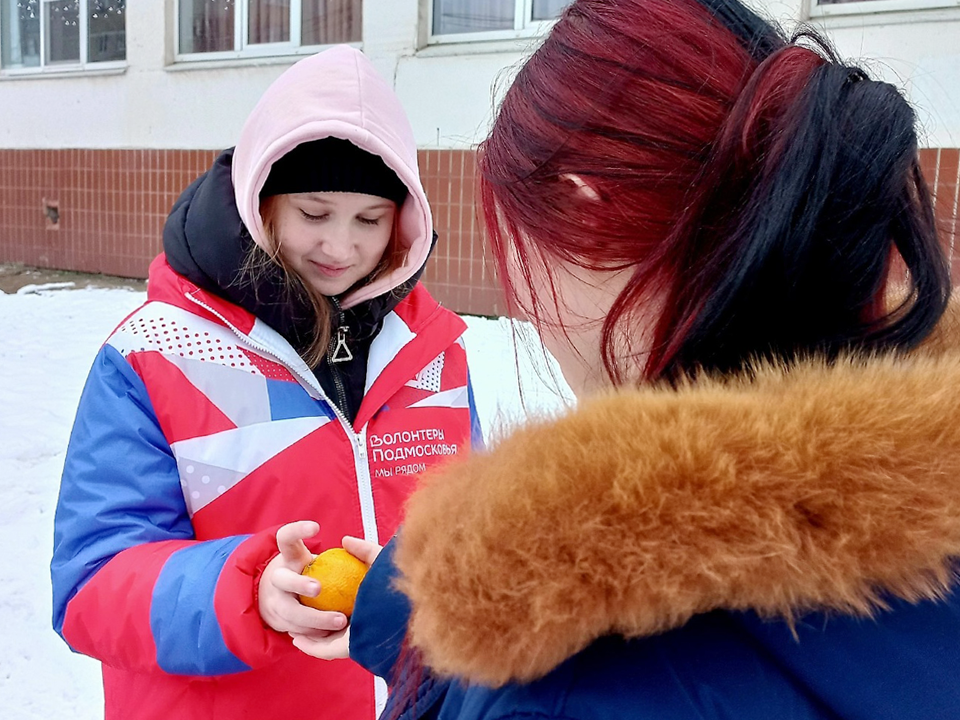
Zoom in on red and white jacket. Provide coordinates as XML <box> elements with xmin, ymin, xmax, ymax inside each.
<box><xmin>51</xmin><ymin>257</ymin><xmax>480</xmax><ymax>720</ymax></box>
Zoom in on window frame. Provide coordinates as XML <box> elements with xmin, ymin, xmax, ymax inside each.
<box><xmin>174</xmin><ymin>0</ymin><xmax>359</xmax><ymax>64</ymax></box>
<box><xmin>809</xmin><ymin>0</ymin><xmax>960</xmax><ymax>18</ymax></box>
<box><xmin>427</xmin><ymin>0</ymin><xmax>565</xmax><ymax>45</ymax></box>
<box><xmin>0</xmin><ymin>0</ymin><xmax>127</xmax><ymax>77</ymax></box>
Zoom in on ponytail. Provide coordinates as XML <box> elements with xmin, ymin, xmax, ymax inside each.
<box><xmin>648</xmin><ymin>32</ymin><xmax>950</xmax><ymax>380</ymax></box>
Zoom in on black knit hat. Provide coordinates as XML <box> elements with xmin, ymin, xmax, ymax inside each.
<box><xmin>259</xmin><ymin>137</ymin><xmax>409</xmax><ymax>206</ymax></box>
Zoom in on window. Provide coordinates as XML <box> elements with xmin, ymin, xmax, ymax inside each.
<box><xmin>812</xmin><ymin>0</ymin><xmax>959</xmax><ymax>15</ymax></box>
<box><xmin>431</xmin><ymin>0</ymin><xmax>572</xmax><ymax>39</ymax></box>
<box><xmin>1</xmin><ymin>0</ymin><xmax>125</xmax><ymax>71</ymax></box>
<box><xmin>177</xmin><ymin>0</ymin><xmax>360</xmax><ymax>59</ymax></box>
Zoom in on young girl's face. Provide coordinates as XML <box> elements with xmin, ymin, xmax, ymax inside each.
<box><xmin>271</xmin><ymin>192</ymin><xmax>397</xmax><ymax>297</ymax></box>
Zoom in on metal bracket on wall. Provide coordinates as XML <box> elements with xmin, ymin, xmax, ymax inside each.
<box><xmin>42</xmin><ymin>199</ymin><xmax>59</xmax><ymax>230</ymax></box>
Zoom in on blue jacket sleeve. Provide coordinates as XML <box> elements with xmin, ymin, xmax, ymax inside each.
<box><xmin>51</xmin><ymin>344</ymin><xmax>283</xmax><ymax>675</ymax></box>
<box><xmin>351</xmin><ymin>535</ymin><xmax>452</xmax><ymax>720</ymax></box>
<box><xmin>51</xmin><ymin>343</ymin><xmax>195</xmax><ymax>636</ymax></box>
<box><xmin>350</xmin><ymin>536</ymin><xmax>411</xmax><ymax>679</ymax></box>
<box><xmin>467</xmin><ymin>372</ymin><xmax>484</xmax><ymax>451</ymax></box>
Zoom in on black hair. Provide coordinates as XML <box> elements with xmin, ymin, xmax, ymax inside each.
<box><xmin>658</xmin><ymin>15</ymin><xmax>950</xmax><ymax>379</ymax></box>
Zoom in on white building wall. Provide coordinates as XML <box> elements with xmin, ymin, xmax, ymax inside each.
<box><xmin>810</xmin><ymin>9</ymin><xmax>960</xmax><ymax>149</ymax></box>
<box><xmin>0</xmin><ymin>0</ymin><xmax>958</xmax><ymax>151</ymax></box>
<box><xmin>749</xmin><ymin>0</ymin><xmax>960</xmax><ymax>149</ymax></box>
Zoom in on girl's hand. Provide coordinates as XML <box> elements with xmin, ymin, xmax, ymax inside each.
<box><xmin>258</xmin><ymin>521</ymin><xmax>348</xmax><ymax>638</ymax></box>
<box><xmin>290</xmin><ymin>535</ymin><xmax>383</xmax><ymax>660</ymax></box>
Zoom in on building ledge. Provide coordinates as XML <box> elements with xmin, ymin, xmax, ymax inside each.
<box><xmin>0</xmin><ymin>64</ymin><xmax>127</xmax><ymax>81</ymax></box>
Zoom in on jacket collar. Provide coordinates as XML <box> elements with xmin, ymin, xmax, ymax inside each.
<box><xmin>146</xmin><ymin>255</ymin><xmax>465</xmax><ymax>421</ymax></box>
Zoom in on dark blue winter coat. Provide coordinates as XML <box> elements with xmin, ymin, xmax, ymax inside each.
<box><xmin>351</xmin><ymin>342</ymin><xmax>960</xmax><ymax>720</ymax></box>
<box><xmin>353</xmin><ymin>542</ymin><xmax>960</xmax><ymax>720</ymax></box>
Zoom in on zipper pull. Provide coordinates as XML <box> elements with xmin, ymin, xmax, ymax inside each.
<box><xmin>330</xmin><ymin>325</ymin><xmax>353</xmax><ymax>364</ymax></box>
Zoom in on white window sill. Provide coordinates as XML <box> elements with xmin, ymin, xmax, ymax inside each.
<box><xmin>810</xmin><ymin>0</ymin><xmax>960</xmax><ymax>20</ymax></box>
<box><xmin>417</xmin><ymin>36</ymin><xmax>548</xmax><ymax>58</ymax></box>
<box><xmin>169</xmin><ymin>42</ymin><xmax>360</xmax><ymax>70</ymax></box>
<box><xmin>420</xmin><ymin>21</ymin><xmax>556</xmax><ymax>57</ymax></box>
<box><xmin>0</xmin><ymin>62</ymin><xmax>127</xmax><ymax>80</ymax></box>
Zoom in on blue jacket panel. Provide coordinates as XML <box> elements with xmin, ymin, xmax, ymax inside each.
<box><xmin>51</xmin><ymin>343</ymin><xmax>195</xmax><ymax>637</ymax></box>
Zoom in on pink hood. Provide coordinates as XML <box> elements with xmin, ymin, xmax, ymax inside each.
<box><xmin>232</xmin><ymin>46</ymin><xmax>432</xmax><ymax>309</ymax></box>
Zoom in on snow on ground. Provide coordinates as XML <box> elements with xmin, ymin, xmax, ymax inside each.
<box><xmin>0</xmin><ymin>286</ymin><xmax>573</xmax><ymax>720</ymax></box>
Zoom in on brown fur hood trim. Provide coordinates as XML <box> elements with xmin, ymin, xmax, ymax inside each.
<box><xmin>395</xmin><ymin>349</ymin><xmax>960</xmax><ymax>687</ymax></box>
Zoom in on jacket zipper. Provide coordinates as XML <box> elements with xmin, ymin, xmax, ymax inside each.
<box><xmin>327</xmin><ymin>298</ymin><xmax>351</xmax><ymax>417</ymax></box>
<box><xmin>183</xmin><ymin>291</ymin><xmax>380</xmax><ymax>545</ymax></box>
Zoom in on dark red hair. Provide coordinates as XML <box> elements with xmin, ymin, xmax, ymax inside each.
<box><xmin>479</xmin><ymin>0</ymin><xmax>948</xmax><ymax>383</ymax></box>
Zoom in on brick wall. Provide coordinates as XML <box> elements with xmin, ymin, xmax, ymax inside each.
<box><xmin>0</xmin><ymin>149</ymin><xmax>220</xmax><ymax>279</ymax></box>
<box><xmin>2</xmin><ymin>147</ymin><xmax>959</xmax><ymax>317</ymax></box>
<box><xmin>0</xmin><ymin>147</ymin><xmax>501</xmax><ymax>315</ymax></box>
<box><xmin>418</xmin><ymin>149</ymin><xmax>503</xmax><ymax>316</ymax></box>
<box><xmin>920</xmin><ymin>148</ymin><xmax>960</xmax><ymax>267</ymax></box>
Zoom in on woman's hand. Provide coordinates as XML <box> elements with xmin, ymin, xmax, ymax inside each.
<box><xmin>258</xmin><ymin>521</ymin><xmax>348</xmax><ymax>639</ymax></box>
<box><xmin>290</xmin><ymin>535</ymin><xmax>383</xmax><ymax>660</ymax></box>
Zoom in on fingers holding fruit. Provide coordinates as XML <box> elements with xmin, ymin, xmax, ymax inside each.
<box><xmin>341</xmin><ymin>535</ymin><xmax>383</xmax><ymax>567</ymax></box>
<box><xmin>277</xmin><ymin>571</ymin><xmax>347</xmax><ymax>627</ymax></box>
<box><xmin>259</xmin><ymin>555</ymin><xmax>349</xmax><ymax>634</ymax></box>
<box><xmin>258</xmin><ymin>521</ymin><xmax>350</xmax><ymax>636</ymax></box>
<box><xmin>298</xmin><ymin>547</ymin><xmax>369</xmax><ymax>617</ymax></box>
<box><xmin>290</xmin><ymin>537</ymin><xmax>381</xmax><ymax>660</ymax></box>
<box><xmin>259</xmin><ymin>525</ymin><xmax>381</xmax><ymax>655</ymax></box>
<box><xmin>275</xmin><ymin>520</ymin><xmax>320</xmax><ymax>568</ymax></box>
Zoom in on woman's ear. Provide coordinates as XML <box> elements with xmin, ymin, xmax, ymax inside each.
<box><xmin>561</xmin><ymin>173</ymin><xmax>601</xmax><ymax>201</ymax></box>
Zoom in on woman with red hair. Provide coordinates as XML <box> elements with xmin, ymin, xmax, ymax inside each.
<box><xmin>304</xmin><ymin>0</ymin><xmax>960</xmax><ymax>717</ymax></box>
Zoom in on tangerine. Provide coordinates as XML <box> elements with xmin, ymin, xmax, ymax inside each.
<box><xmin>299</xmin><ymin>548</ymin><xmax>369</xmax><ymax>617</ymax></box>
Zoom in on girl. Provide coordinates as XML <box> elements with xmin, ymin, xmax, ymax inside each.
<box><xmin>50</xmin><ymin>46</ymin><xmax>480</xmax><ymax>720</ymax></box>
<box><xmin>316</xmin><ymin>1</ymin><xmax>960</xmax><ymax>718</ymax></box>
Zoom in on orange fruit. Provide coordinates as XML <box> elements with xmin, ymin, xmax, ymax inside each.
<box><xmin>299</xmin><ymin>548</ymin><xmax>369</xmax><ymax>617</ymax></box>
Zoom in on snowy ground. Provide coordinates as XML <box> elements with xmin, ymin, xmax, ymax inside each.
<box><xmin>0</xmin><ymin>285</ymin><xmax>574</xmax><ymax>720</ymax></box>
